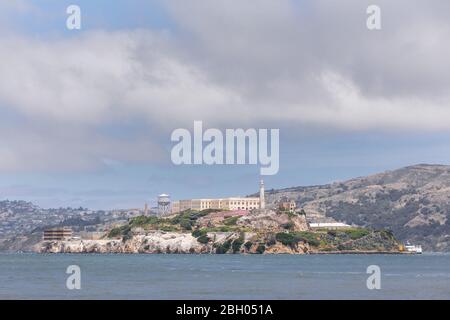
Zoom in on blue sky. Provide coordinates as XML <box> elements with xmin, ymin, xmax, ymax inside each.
<box><xmin>1</xmin><ymin>0</ymin><xmax>450</xmax><ymax>209</ymax></box>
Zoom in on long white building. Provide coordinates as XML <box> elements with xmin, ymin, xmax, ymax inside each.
<box><xmin>171</xmin><ymin>197</ymin><xmax>260</xmax><ymax>213</ymax></box>
<box><xmin>171</xmin><ymin>180</ymin><xmax>265</xmax><ymax>214</ymax></box>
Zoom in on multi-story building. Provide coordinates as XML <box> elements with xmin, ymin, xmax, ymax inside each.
<box><xmin>171</xmin><ymin>180</ymin><xmax>266</xmax><ymax>214</ymax></box>
<box><xmin>43</xmin><ymin>227</ymin><xmax>73</xmax><ymax>241</ymax></box>
<box><xmin>279</xmin><ymin>200</ymin><xmax>296</xmax><ymax>212</ymax></box>
<box><xmin>171</xmin><ymin>197</ymin><xmax>260</xmax><ymax>214</ymax></box>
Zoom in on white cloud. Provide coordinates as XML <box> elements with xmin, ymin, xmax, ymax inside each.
<box><xmin>1</xmin><ymin>0</ymin><xmax>450</xmax><ymax>172</ymax></box>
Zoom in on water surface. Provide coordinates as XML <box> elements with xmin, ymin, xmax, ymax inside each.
<box><xmin>0</xmin><ymin>253</ymin><xmax>449</xmax><ymax>299</ymax></box>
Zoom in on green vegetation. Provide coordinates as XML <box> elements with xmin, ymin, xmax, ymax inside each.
<box><xmin>275</xmin><ymin>231</ymin><xmax>321</xmax><ymax>247</ymax></box>
<box><xmin>256</xmin><ymin>244</ymin><xmax>266</xmax><ymax>254</ymax></box>
<box><xmin>202</xmin><ymin>226</ymin><xmax>235</xmax><ymax>232</ymax></box>
<box><xmin>191</xmin><ymin>229</ymin><xmax>208</xmax><ymax>238</ymax></box>
<box><xmin>295</xmin><ymin>231</ymin><xmax>321</xmax><ymax>247</ymax></box>
<box><xmin>129</xmin><ymin>215</ymin><xmax>161</xmax><ymax>227</ymax></box>
<box><xmin>107</xmin><ymin>227</ymin><xmax>122</xmax><ymax>238</ymax></box>
<box><xmin>107</xmin><ymin>225</ymin><xmax>131</xmax><ymax>239</ymax></box>
<box><xmin>379</xmin><ymin>229</ymin><xmax>395</xmax><ymax>240</ymax></box>
<box><xmin>275</xmin><ymin>232</ymin><xmax>298</xmax><ymax>247</ymax></box>
<box><xmin>270</xmin><ymin>227</ymin><xmax>379</xmax><ymax>251</ymax></box>
<box><xmin>232</xmin><ymin>239</ymin><xmax>243</xmax><ymax>253</ymax></box>
<box><xmin>126</xmin><ymin>215</ymin><xmax>178</xmax><ymax>232</ymax></box>
<box><xmin>244</xmin><ymin>241</ymin><xmax>253</xmax><ymax>250</ymax></box>
<box><xmin>231</xmin><ymin>234</ymin><xmax>244</xmax><ymax>253</ymax></box>
<box><xmin>223</xmin><ymin>216</ymin><xmax>239</xmax><ymax>226</ymax></box>
<box><xmin>180</xmin><ymin>219</ymin><xmax>193</xmax><ymax>230</ymax></box>
<box><xmin>122</xmin><ymin>229</ymin><xmax>132</xmax><ymax>242</ymax></box>
<box><xmin>169</xmin><ymin>209</ymin><xmax>224</xmax><ymax>231</ymax></box>
<box><xmin>343</xmin><ymin>228</ymin><xmax>370</xmax><ymax>240</ymax></box>
<box><xmin>198</xmin><ymin>208</ymin><xmax>224</xmax><ymax>215</ymax></box>
<box><xmin>337</xmin><ymin>244</ymin><xmax>350</xmax><ymax>251</ymax></box>
<box><xmin>197</xmin><ymin>235</ymin><xmax>210</xmax><ymax>244</ymax></box>
<box><xmin>327</xmin><ymin>230</ymin><xmax>337</xmax><ymax>237</ymax></box>
<box><xmin>160</xmin><ymin>225</ymin><xmax>178</xmax><ymax>232</ymax></box>
<box><xmin>281</xmin><ymin>222</ymin><xmax>294</xmax><ymax>230</ymax></box>
<box><xmin>171</xmin><ymin>209</ymin><xmax>217</xmax><ymax>224</ymax></box>
<box><xmin>215</xmin><ymin>239</ymin><xmax>232</xmax><ymax>254</ymax></box>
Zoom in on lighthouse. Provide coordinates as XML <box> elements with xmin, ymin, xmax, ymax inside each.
<box><xmin>259</xmin><ymin>179</ymin><xmax>265</xmax><ymax>210</ymax></box>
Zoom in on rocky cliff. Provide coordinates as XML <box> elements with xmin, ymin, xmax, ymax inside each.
<box><xmin>39</xmin><ymin>209</ymin><xmax>402</xmax><ymax>254</ymax></box>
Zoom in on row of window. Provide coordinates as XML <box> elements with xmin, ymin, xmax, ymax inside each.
<box><xmin>201</xmin><ymin>202</ymin><xmax>259</xmax><ymax>209</ymax></box>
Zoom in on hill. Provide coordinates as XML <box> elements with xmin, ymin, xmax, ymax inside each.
<box><xmin>265</xmin><ymin>164</ymin><xmax>450</xmax><ymax>251</ymax></box>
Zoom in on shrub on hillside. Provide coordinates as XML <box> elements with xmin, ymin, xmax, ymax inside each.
<box><xmin>281</xmin><ymin>222</ymin><xmax>295</xmax><ymax>230</ymax></box>
<box><xmin>344</xmin><ymin>228</ymin><xmax>370</xmax><ymax>240</ymax></box>
<box><xmin>295</xmin><ymin>231</ymin><xmax>321</xmax><ymax>247</ymax></box>
<box><xmin>108</xmin><ymin>225</ymin><xmax>131</xmax><ymax>239</ymax></box>
<box><xmin>215</xmin><ymin>240</ymin><xmax>232</xmax><ymax>254</ymax></box>
<box><xmin>275</xmin><ymin>232</ymin><xmax>298</xmax><ymax>247</ymax></box>
<box><xmin>192</xmin><ymin>229</ymin><xmax>207</xmax><ymax>238</ymax></box>
<box><xmin>160</xmin><ymin>225</ymin><xmax>178</xmax><ymax>232</ymax></box>
<box><xmin>224</xmin><ymin>216</ymin><xmax>239</xmax><ymax>226</ymax></box>
<box><xmin>256</xmin><ymin>244</ymin><xmax>266</xmax><ymax>254</ymax></box>
<box><xmin>130</xmin><ymin>215</ymin><xmax>160</xmax><ymax>227</ymax></box>
<box><xmin>197</xmin><ymin>235</ymin><xmax>210</xmax><ymax>244</ymax></box>
<box><xmin>180</xmin><ymin>219</ymin><xmax>193</xmax><ymax>230</ymax></box>
<box><xmin>232</xmin><ymin>238</ymin><xmax>244</xmax><ymax>253</ymax></box>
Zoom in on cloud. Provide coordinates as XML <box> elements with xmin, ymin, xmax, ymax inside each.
<box><xmin>163</xmin><ymin>0</ymin><xmax>450</xmax><ymax>127</ymax></box>
<box><xmin>1</xmin><ymin>0</ymin><xmax>450</xmax><ymax>172</ymax></box>
<box><xmin>0</xmin><ymin>30</ymin><xmax>235</xmax><ymax>171</ymax></box>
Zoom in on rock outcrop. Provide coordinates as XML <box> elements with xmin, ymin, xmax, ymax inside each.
<box><xmin>39</xmin><ymin>231</ymin><xmax>248</xmax><ymax>254</ymax></box>
<box><xmin>39</xmin><ymin>232</ymin><xmax>210</xmax><ymax>254</ymax></box>
<box><xmin>238</xmin><ymin>210</ymin><xmax>309</xmax><ymax>232</ymax></box>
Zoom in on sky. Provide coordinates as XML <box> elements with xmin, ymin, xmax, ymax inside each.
<box><xmin>1</xmin><ymin>0</ymin><xmax>450</xmax><ymax>209</ymax></box>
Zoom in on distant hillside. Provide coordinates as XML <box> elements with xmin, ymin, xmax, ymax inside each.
<box><xmin>265</xmin><ymin>164</ymin><xmax>450</xmax><ymax>252</ymax></box>
<box><xmin>0</xmin><ymin>200</ymin><xmax>144</xmax><ymax>252</ymax></box>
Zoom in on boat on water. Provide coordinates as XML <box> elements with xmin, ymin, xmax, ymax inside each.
<box><xmin>404</xmin><ymin>242</ymin><xmax>423</xmax><ymax>254</ymax></box>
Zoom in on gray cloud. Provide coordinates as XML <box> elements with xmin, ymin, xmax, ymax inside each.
<box><xmin>1</xmin><ymin>0</ymin><xmax>450</xmax><ymax>172</ymax></box>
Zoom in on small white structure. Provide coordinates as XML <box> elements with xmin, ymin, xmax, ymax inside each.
<box><xmin>405</xmin><ymin>243</ymin><xmax>423</xmax><ymax>254</ymax></box>
<box><xmin>157</xmin><ymin>194</ymin><xmax>171</xmax><ymax>216</ymax></box>
<box><xmin>309</xmin><ymin>222</ymin><xmax>351</xmax><ymax>230</ymax></box>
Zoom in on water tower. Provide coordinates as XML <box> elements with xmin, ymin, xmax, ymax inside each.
<box><xmin>157</xmin><ymin>194</ymin><xmax>171</xmax><ymax>216</ymax></box>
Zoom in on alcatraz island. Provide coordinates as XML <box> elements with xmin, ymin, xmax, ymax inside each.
<box><xmin>38</xmin><ymin>179</ymin><xmax>409</xmax><ymax>254</ymax></box>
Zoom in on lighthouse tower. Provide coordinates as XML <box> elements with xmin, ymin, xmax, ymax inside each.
<box><xmin>259</xmin><ymin>179</ymin><xmax>265</xmax><ymax>210</ymax></box>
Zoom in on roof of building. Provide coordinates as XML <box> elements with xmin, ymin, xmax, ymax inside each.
<box><xmin>309</xmin><ymin>222</ymin><xmax>350</xmax><ymax>228</ymax></box>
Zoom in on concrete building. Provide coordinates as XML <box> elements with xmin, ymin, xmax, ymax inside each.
<box><xmin>171</xmin><ymin>180</ymin><xmax>266</xmax><ymax>214</ymax></box>
<box><xmin>309</xmin><ymin>222</ymin><xmax>351</xmax><ymax>230</ymax></box>
<box><xmin>279</xmin><ymin>200</ymin><xmax>296</xmax><ymax>212</ymax></box>
<box><xmin>171</xmin><ymin>197</ymin><xmax>260</xmax><ymax>214</ymax></box>
<box><xmin>43</xmin><ymin>227</ymin><xmax>73</xmax><ymax>241</ymax></box>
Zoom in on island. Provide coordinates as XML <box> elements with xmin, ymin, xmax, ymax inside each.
<box><xmin>38</xmin><ymin>207</ymin><xmax>404</xmax><ymax>254</ymax></box>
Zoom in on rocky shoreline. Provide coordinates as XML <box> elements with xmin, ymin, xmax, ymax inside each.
<box><xmin>38</xmin><ymin>231</ymin><xmax>312</xmax><ymax>254</ymax></box>
<box><xmin>38</xmin><ymin>209</ymin><xmax>404</xmax><ymax>255</ymax></box>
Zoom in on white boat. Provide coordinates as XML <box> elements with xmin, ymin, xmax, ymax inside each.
<box><xmin>404</xmin><ymin>242</ymin><xmax>422</xmax><ymax>254</ymax></box>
